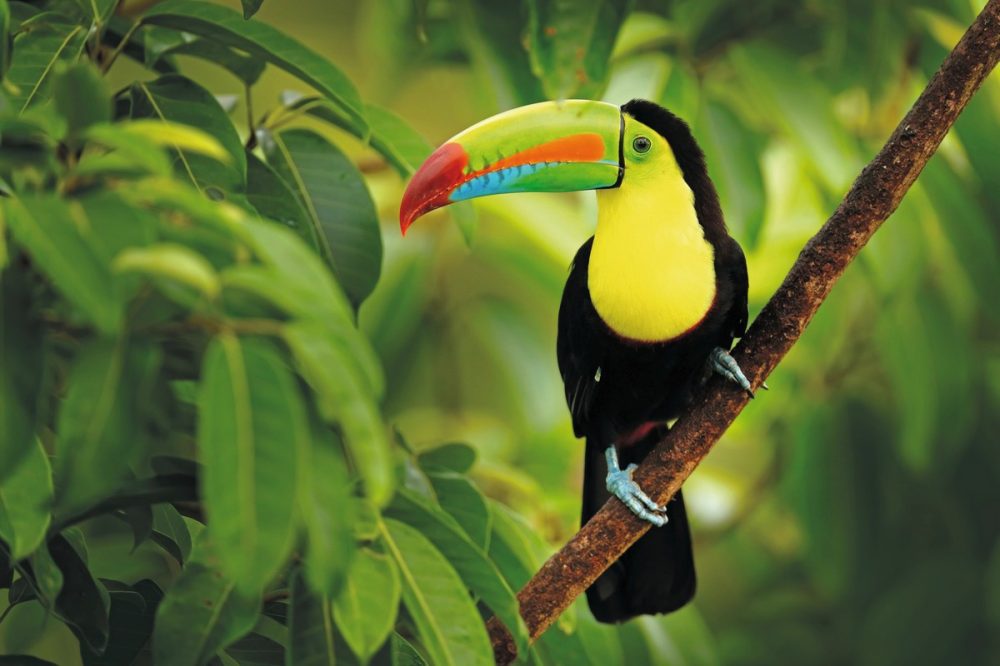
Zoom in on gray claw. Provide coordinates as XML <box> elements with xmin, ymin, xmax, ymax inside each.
<box><xmin>605</xmin><ymin>447</ymin><xmax>668</xmax><ymax>527</ymax></box>
<box><xmin>710</xmin><ymin>347</ymin><xmax>754</xmax><ymax>397</ymax></box>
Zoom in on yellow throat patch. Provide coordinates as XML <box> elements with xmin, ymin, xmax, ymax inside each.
<box><xmin>587</xmin><ymin>119</ymin><xmax>716</xmax><ymax>342</ymax></box>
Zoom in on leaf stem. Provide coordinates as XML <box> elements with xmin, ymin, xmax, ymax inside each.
<box><xmin>101</xmin><ymin>19</ymin><xmax>142</xmax><ymax>75</ymax></box>
<box><xmin>245</xmin><ymin>83</ymin><xmax>258</xmax><ymax>150</ymax></box>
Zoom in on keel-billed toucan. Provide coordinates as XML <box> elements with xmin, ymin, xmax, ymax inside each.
<box><xmin>400</xmin><ymin>99</ymin><xmax>752</xmax><ymax>622</ymax></box>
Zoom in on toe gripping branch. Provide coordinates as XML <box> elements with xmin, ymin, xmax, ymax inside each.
<box><xmin>710</xmin><ymin>347</ymin><xmax>762</xmax><ymax>397</ymax></box>
<box><xmin>605</xmin><ymin>446</ymin><xmax>668</xmax><ymax>527</ymax></box>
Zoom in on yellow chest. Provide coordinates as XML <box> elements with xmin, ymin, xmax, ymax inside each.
<box><xmin>587</xmin><ymin>174</ymin><xmax>716</xmax><ymax>342</ymax></box>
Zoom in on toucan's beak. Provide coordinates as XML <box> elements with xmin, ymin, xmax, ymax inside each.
<box><xmin>400</xmin><ymin>100</ymin><xmax>624</xmax><ymax>234</ymax></box>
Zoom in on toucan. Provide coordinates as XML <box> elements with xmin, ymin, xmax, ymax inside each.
<box><xmin>399</xmin><ymin>99</ymin><xmax>752</xmax><ymax>622</ymax></box>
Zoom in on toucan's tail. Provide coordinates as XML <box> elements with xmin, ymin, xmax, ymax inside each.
<box><xmin>582</xmin><ymin>426</ymin><xmax>696</xmax><ymax>623</ymax></box>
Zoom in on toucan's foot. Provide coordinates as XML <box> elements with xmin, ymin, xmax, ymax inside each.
<box><xmin>604</xmin><ymin>446</ymin><xmax>667</xmax><ymax>527</ymax></box>
<box><xmin>710</xmin><ymin>347</ymin><xmax>754</xmax><ymax>397</ymax></box>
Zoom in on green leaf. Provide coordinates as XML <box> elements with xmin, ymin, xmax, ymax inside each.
<box><xmin>386</xmin><ymin>491</ymin><xmax>528</xmax><ymax>655</ymax></box>
<box><xmin>332</xmin><ymin>547</ymin><xmax>400</xmax><ymax>663</ymax></box>
<box><xmin>288</xmin><ymin>568</ymin><xmax>336</xmax><ymax>666</ymax></box>
<box><xmin>145</xmin><ymin>32</ymin><xmax>266</xmax><ymax>85</ymax></box>
<box><xmin>141</xmin><ymin>1</ymin><xmax>367</xmax><ymax>134</ymax></box>
<box><xmin>921</xmin><ymin>158</ymin><xmax>1000</xmax><ymax>320</ymax></box>
<box><xmin>130</xmin><ymin>75</ymin><xmax>246</xmax><ymax>192</ymax></box>
<box><xmin>699</xmin><ymin>101</ymin><xmax>766</xmax><ymax>249</ymax></box>
<box><xmin>659</xmin><ymin>61</ymin><xmax>701</xmax><ymax>124</ymax></box>
<box><xmin>0</xmin><ymin>198</ymin><xmax>6</xmax><ymax>270</ymax></box>
<box><xmin>261</xmin><ymin>128</ymin><xmax>382</xmax><ymax>308</ymax></box>
<box><xmin>83</xmin><ymin>579</ymin><xmax>162</xmax><ymax>666</ymax></box>
<box><xmin>284</xmin><ymin>321</ymin><xmax>392</xmax><ymax>507</ymax></box>
<box><xmin>526</xmin><ymin>0</ymin><xmax>631</xmax><ymax>99</ymax></box>
<box><xmin>54</xmin><ymin>338</ymin><xmax>161</xmax><ymax>513</ymax></box>
<box><xmin>151</xmin><ymin>503</ymin><xmax>192</xmax><ymax>565</ymax></box>
<box><xmin>987</xmin><ymin>538</ymin><xmax>1000</xmax><ymax>632</ymax></box>
<box><xmin>197</xmin><ymin>334</ymin><xmax>301</xmax><ymax>594</ymax></box>
<box><xmin>290</xmin><ymin>315</ymin><xmax>383</xmax><ymax>407</ymax></box>
<box><xmin>80</xmin><ymin>123</ymin><xmax>173</xmax><ymax>179</ymax></box>
<box><xmin>153</xmin><ymin>558</ymin><xmax>260</xmax><ymax>666</ymax></box>
<box><xmin>91</xmin><ymin>0</ymin><xmax>118</xmax><ymax>24</ymax></box>
<box><xmin>229</xmin><ymin>218</ymin><xmax>354</xmax><ymax>326</ymax></box>
<box><xmin>379</xmin><ymin>518</ymin><xmax>493</xmax><ymax>666</ymax></box>
<box><xmin>728</xmin><ymin>44</ymin><xmax>861</xmax><ymax>192</ymax></box>
<box><xmin>279</xmin><ymin>96</ymin><xmax>432</xmax><ymax>176</ymax></box>
<box><xmin>417</xmin><ymin>443</ymin><xmax>477</xmax><ymax>475</ymax></box>
<box><xmin>427</xmin><ymin>472</ymin><xmax>491</xmax><ymax>550</ymax></box>
<box><xmin>611</xmin><ymin>11</ymin><xmax>673</xmax><ymax>59</ymax></box>
<box><xmin>53</xmin><ymin>473</ymin><xmax>198</xmax><ymax>534</ymax></box>
<box><xmin>61</xmin><ymin>0</ymin><xmax>118</xmax><ymax>26</ymax></box>
<box><xmin>39</xmin><ymin>534</ymin><xmax>111</xmax><ymax>654</ymax></box>
<box><xmin>0</xmin><ymin>265</ymin><xmax>43</xmax><ymax>477</ymax></box>
<box><xmin>0</xmin><ymin>119</ymin><xmax>56</xmax><ymax>176</ymax></box>
<box><xmin>486</xmin><ymin>501</ymin><xmax>549</xmax><ymax>589</ymax></box>
<box><xmin>0</xmin><ymin>438</ymin><xmax>52</xmax><ymax>559</ymax></box>
<box><xmin>75</xmin><ymin>189</ymin><xmax>158</xmax><ymax>265</ymax></box>
<box><xmin>5</xmin><ymin>19</ymin><xmax>86</xmax><ymax>113</ymax></box>
<box><xmin>535</xmin><ymin>603</ymin><xmax>619</xmax><ymax>666</ymax></box>
<box><xmin>2</xmin><ymin>196</ymin><xmax>121</xmax><ymax>334</ymax></box>
<box><xmin>123</xmin><ymin>120</ymin><xmax>233</xmax><ymax>165</ymax></box>
<box><xmin>784</xmin><ymin>405</ymin><xmax>878</xmax><ymax>598</ymax></box>
<box><xmin>28</xmin><ymin>531</ymin><xmax>63</xmax><ymax>603</ymax></box>
<box><xmin>458</xmin><ymin>1</ymin><xmax>546</xmax><ymax>107</ymax></box>
<box><xmin>386</xmin><ymin>633</ymin><xmax>428</xmax><ymax>666</ymax></box>
<box><xmin>364</xmin><ymin>104</ymin><xmax>434</xmax><ymax>176</ymax></box>
<box><xmin>117</xmin><ymin>178</ymin><xmax>244</xmax><ymax>262</ymax></box>
<box><xmin>245</xmin><ymin>151</ymin><xmax>316</xmax><ymax>253</ymax></box>
<box><xmin>241</xmin><ymin>0</ymin><xmax>264</xmax><ymax>20</ymax></box>
<box><xmin>52</xmin><ymin>61</ymin><xmax>111</xmax><ymax>142</ymax></box>
<box><xmin>0</xmin><ymin>0</ymin><xmax>11</xmax><ymax>81</ymax></box>
<box><xmin>297</xmin><ymin>419</ymin><xmax>354</xmax><ymax>597</ymax></box>
<box><xmin>858</xmin><ymin>555</ymin><xmax>979</xmax><ymax>666</ymax></box>
<box><xmin>113</xmin><ymin>243</ymin><xmax>221</xmax><ymax>300</ymax></box>
<box><xmin>604</xmin><ymin>51</ymin><xmax>672</xmax><ymax>105</ymax></box>
<box><xmin>226</xmin><ymin>632</ymin><xmax>285</xmax><ymax>665</ymax></box>
<box><xmin>117</xmin><ymin>504</ymin><xmax>153</xmax><ymax>552</ymax></box>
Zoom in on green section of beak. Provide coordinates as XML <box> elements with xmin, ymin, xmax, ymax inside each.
<box><xmin>400</xmin><ymin>100</ymin><xmax>623</xmax><ymax>231</ymax></box>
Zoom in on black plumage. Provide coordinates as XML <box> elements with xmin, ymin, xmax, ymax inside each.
<box><xmin>556</xmin><ymin>100</ymin><xmax>749</xmax><ymax>622</ymax></box>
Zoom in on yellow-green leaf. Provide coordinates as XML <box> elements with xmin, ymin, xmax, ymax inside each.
<box><xmin>113</xmin><ymin>243</ymin><xmax>220</xmax><ymax>299</ymax></box>
<box><xmin>122</xmin><ymin>119</ymin><xmax>232</xmax><ymax>164</ymax></box>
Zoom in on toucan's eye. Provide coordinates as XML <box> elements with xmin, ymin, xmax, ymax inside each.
<box><xmin>632</xmin><ymin>136</ymin><xmax>651</xmax><ymax>153</ymax></box>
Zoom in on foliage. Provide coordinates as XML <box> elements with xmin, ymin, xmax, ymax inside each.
<box><xmin>0</xmin><ymin>0</ymin><xmax>521</xmax><ymax>663</ymax></box>
<box><xmin>0</xmin><ymin>0</ymin><xmax>998</xmax><ymax>665</ymax></box>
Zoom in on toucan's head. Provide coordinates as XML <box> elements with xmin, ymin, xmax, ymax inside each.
<box><xmin>399</xmin><ymin>98</ymin><xmax>718</xmax><ymax>234</ymax></box>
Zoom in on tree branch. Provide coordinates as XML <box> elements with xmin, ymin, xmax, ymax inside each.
<box><xmin>489</xmin><ymin>2</ymin><xmax>1000</xmax><ymax>662</ymax></box>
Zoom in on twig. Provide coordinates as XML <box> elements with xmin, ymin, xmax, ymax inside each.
<box><xmin>100</xmin><ymin>19</ymin><xmax>141</xmax><ymax>75</ymax></box>
<box><xmin>488</xmin><ymin>2</ymin><xmax>1000</xmax><ymax>663</ymax></box>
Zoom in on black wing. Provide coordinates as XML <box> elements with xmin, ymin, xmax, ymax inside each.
<box><xmin>556</xmin><ymin>238</ymin><xmax>606</xmax><ymax>438</ymax></box>
<box><xmin>719</xmin><ymin>235</ymin><xmax>749</xmax><ymax>341</ymax></box>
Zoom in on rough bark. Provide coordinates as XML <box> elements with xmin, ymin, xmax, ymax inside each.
<box><xmin>490</xmin><ymin>2</ymin><xmax>1000</xmax><ymax>662</ymax></box>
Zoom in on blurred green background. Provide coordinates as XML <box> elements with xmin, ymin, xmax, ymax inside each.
<box><xmin>6</xmin><ymin>0</ymin><xmax>1000</xmax><ymax>663</ymax></box>
<box><xmin>171</xmin><ymin>0</ymin><xmax>1000</xmax><ymax>663</ymax></box>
